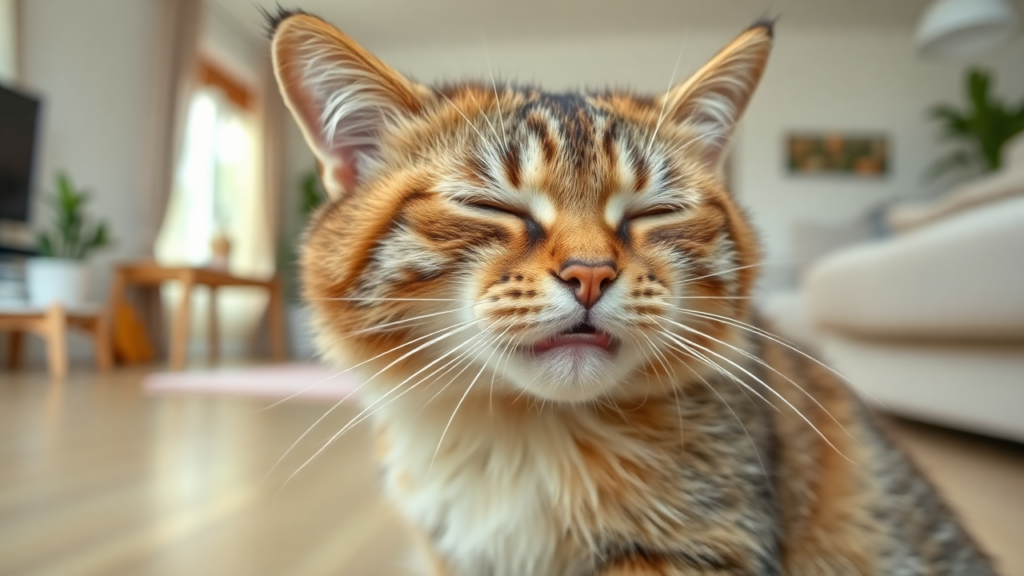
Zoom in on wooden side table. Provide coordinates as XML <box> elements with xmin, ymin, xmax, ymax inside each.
<box><xmin>1</xmin><ymin>304</ymin><xmax>112</xmax><ymax>379</ymax></box>
<box><xmin>108</xmin><ymin>263</ymin><xmax>288</xmax><ymax>370</ymax></box>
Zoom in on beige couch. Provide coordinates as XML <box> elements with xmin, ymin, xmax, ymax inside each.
<box><xmin>763</xmin><ymin>137</ymin><xmax>1024</xmax><ymax>443</ymax></box>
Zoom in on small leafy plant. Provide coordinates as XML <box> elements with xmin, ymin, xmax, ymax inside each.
<box><xmin>928</xmin><ymin>68</ymin><xmax>1024</xmax><ymax>180</ymax></box>
<box><xmin>279</xmin><ymin>169</ymin><xmax>326</xmax><ymax>299</ymax></box>
<box><xmin>36</xmin><ymin>172</ymin><xmax>112</xmax><ymax>259</ymax></box>
<box><xmin>299</xmin><ymin>170</ymin><xmax>325</xmax><ymax>219</ymax></box>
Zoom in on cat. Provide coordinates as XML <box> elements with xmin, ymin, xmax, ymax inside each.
<box><xmin>268</xmin><ymin>9</ymin><xmax>997</xmax><ymax>576</ymax></box>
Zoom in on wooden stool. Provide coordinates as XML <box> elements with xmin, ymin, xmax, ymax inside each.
<box><xmin>1</xmin><ymin>304</ymin><xmax>113</xmax><ymax>379</ymax></box>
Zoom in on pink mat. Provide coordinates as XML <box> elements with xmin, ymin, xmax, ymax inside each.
<box><xmin>143</xmin><ymin>363</ymin><xmax>359</xmax><ymax>401</ymax></box>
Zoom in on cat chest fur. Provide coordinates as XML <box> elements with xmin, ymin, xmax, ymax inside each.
<box><xmin>371</xmin><ymin>394</ymin><xmax>665</xmax><ymax>576</ymax></box>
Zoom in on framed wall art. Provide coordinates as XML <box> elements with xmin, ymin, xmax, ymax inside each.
<box><xmin>786</xmin><ymin>133</ymin><xmax>889</xmax><ymax>177</ymax></box>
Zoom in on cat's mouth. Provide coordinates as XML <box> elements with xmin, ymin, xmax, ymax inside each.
<box><xmin>530</xmin><ymin>322</ymin><xmax>616</xmax><ymax>354</ymax></box>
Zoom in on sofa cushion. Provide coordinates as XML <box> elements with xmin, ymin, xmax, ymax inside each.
<box><xmin>819</xmin><ymin>333</ymin><xmax>1024</xmax><ymax>443</ymax></box>
<box><xmin>805</xmin><ymin>196</ymin><xmax>1024</xmax><ymax>340</ymax></box>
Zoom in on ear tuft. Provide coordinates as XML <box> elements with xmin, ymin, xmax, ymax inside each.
<box><xmin>271</xmin><ymin>15</ymin><xmax>427</xmax><ymax>197</ymax></box>
<box><xmin>748</xmin><ymin>16</ymin><xmax>778</xmax><ymax>39</ymax></box>
<box><xmin>660</xmin><ymin>25</ymin><xmax>773</xmax><ymax>165</ymax></box>
<box><xmin>259</xmin><ymin>6</ymin><xmax>312</xmax><ymax>39</ymax></box>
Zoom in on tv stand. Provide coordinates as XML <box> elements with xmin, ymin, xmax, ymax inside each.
<box><xmin>0</xmin><ymin>244</ymin><xmax>36</xmax><ymax>257</ymax></box>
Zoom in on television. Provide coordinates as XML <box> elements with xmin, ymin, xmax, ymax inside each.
<box><xmin>0</xmin><ymin>84</ymin><xmax>42</xmax><ymax>222</ymax></box>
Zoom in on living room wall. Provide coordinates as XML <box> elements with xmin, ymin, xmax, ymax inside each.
<box><xmin>19</xmin><ymin>0</ymin><xmax>163</xmax><ymax>294</ymax></box>
<box><xmin>282</xmin><ymin>25</ymin><xmax>1024</xmax><ymax>287</ymax></box>
<box><xmin>0</xmin><ymin>0</ymin><xmax>15</xmax><ymax>81</ymax></box>
<box><xmin>12</xmin><ymin>0</ymin><xmax>165</xmax><ymax>361</ymax></box>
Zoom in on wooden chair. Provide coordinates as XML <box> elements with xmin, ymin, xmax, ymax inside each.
<box><xmin>1</xmin><ymin>304</ymin><xmax>112</xmax><ymax>379</ymax></box>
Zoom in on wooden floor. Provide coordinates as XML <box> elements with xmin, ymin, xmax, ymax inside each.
<box><xmin>1</xmin><ymin>366</ymin><xmax>1022</xmax><ymax>576</ymax></box>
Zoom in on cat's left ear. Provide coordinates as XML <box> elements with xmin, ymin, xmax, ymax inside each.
<box><xmin>270</xmin><ymin>11</ymin><xmax>430</xmax><ymax>198</ymax></box>
<box><xmin>659</xmin><ymin>22</ymin><xmax>773</xmax><ymax>166</ymax></box>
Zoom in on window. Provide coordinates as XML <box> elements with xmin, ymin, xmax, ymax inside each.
<box><xmin>155</xmin><ymin>59</ymin><xmax>272</xmax><ymax>356</ymax></box>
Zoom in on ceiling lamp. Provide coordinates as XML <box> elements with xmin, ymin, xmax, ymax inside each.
<box><xmin>916</xmin><ymin>0</ymin><xmax>1020</xmax><ymax>58</ymax></box>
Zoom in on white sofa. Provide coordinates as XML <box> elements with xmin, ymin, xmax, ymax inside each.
<box><xmin>763</xmin><ymin>137</ymin><xmax>1024</xmax><ymax>443</ymax></box>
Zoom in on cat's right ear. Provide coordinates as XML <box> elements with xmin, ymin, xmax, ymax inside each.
<box><xmin>270</xmin><ymin>12</ymin><xmax>429</xmax><ymax>198</ymax></box>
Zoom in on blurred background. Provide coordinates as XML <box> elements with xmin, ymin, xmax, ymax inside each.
<box><xmin>0</xmin><ymin>0</ymin><xmax>1022</xmax><ymax>575</ymax></box>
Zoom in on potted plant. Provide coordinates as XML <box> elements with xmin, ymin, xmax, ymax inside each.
<box><xmin>26</xmin><ymin>172</ymin><xmax>112</xmax><ymax>309</ymax></box>
<box><xmin>928</xmin><ymin>68</ymin><xmax>1024</xmax><ymax>181</ymax></box>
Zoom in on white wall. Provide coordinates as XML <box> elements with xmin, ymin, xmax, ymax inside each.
<box><xmin>282</xmin><ymin>26</ymin><xmax>1024</xmax><ymax>280</ymax></box>
<box><xmin>15</xmin><ymin>0</ymin><xmax>162</xmax><ymax>363</ymax></box>
<box><xmin>739</xmin><ymin>29</ymin><xmax>1024</xmax><ymax>269</ymax></box>
<box><xmin>202</xmin><ymin>1</ymin><xmax>261</xmax><ymax>88</ymax></box>
<box><xmin>20</xmin><ymin>0</ymin><xmax>162</xmax><ymax>292</ymax></box>
<box><xmin>0</xmin><ymin>0</ymin><xmax>15</xmax><ymax>82</ymax></box>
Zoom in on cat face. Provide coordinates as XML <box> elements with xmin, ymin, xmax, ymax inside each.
<box><xmin>272</xmin><ymin>12</ymin><xmax>771</xmax><ymax>403</ymax></box>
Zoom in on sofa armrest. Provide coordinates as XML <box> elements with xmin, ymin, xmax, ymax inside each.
<box><xmin>805</xmin><ymin>197</ymin><xmax>1024</xmax><ymax>340</ymax></box>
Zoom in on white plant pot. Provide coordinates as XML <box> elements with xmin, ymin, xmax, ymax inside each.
<box><xmin>25</xmin><ymin>258</ymin><xmax>90</xmax><ymax>309</ymax></box>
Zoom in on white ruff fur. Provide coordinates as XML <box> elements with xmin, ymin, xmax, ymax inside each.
<box><xmin>367</xmin><ymin>386</ymin><xmax>654</xmax><ymax>576</ymax></box>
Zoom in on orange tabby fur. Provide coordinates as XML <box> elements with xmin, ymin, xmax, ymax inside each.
<box><xmin>270</xmin><ymin>10</ymin><xmax>996</xmax><ymax>575</ymax></box>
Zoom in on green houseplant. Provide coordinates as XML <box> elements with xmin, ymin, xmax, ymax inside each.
<box><xmin>281</xmin><ymin>169</ymin><xmax>326</xmax><ymax>358</ymax></box>
<box><xmin>928</xmin><ymin>68</ymin><xmax>1024</xmax><ymax>180</ymax></box>
<box><xmin>35</xmin><ymin>172</ymin><xmax>111</xmax><ymax>259</ymax></box>
<box><xmin>280</xmin><ymin>170</ymin><xmax>326</xmax><ymax>299</ymax></box>
<box><xmin>26</xmin><ymin>172</ymin><xmax>113</xmax><ymax>308</ymax></box>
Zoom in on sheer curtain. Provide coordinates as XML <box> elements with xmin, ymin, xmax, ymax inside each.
<box><xmin>155</xmin><ymin>67</ymin><xmax>274</xmax><ymax>357</ymax></box>
<box><xmin>155</xmin><ymin>86</ymin><xmax>269</xmax><ymax>277</ymax></box>
<box><xmin>143</xmin><ymin>0</ymin><xmax>202</xmax><ymax>257</ymax></box>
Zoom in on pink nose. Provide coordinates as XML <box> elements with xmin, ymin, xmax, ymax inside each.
<box><xmin>558</xmin><ymin>263</ymin><xmax>617</xmax><ymax>308</ymax></box>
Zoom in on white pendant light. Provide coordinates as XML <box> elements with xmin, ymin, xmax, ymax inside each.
<box><xmin>916</xmin><ymin>0</ymin><xmax>1020</xmax><ymax>59</ymax></box>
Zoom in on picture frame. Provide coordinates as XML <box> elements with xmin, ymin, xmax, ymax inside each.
<box><xmin>786</xmin><ymin>133</ymin><xmax>889</xmax><ymax>177</ymax></box>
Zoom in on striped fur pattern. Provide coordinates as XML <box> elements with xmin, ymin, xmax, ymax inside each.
<box><xmin>270</xmin><ymin>11</ymin><xmax>996</xmax><ymax>575</ymax></box>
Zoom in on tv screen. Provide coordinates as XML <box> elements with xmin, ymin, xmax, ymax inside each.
<box><xmin>0</xmin><ymin>84</ymin><xmax>42</xmax><ymax>222</ymax></box>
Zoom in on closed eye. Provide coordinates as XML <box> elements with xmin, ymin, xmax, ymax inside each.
<box><xmin>461</xmin><ymin>199</ymin><xmax>528</xmax><ymax>219</ymax></box>
<box><xmin>627</xmin><ymin>205</ymin><xmax>682</xmax><ymax>220</ymax></box>
<box><xmin>459</xmin><ymin>199</ymin><xmax>545</xmax><ymax>243</ymax></box>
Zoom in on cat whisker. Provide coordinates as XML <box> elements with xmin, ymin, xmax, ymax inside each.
<box><xmin>344</xmin><ymin>305</ymin><xmax>477</xmax><ymax>338</ymax></box>
<box><xmin>256</xmin><ymin>317</ymin><xmax>479</xmax><ymax>413</ymax></box>
<box><xmin>498</xmin><ymin>332</ymin><xmax>530</xmax><ymax>402</ymax></box>
<box><xmin>675</xmin><ymin>261</ymin><xmax>774</xmax><ymax>287</ymax></box>
<box><xmin>654</xmin><ymin>330</ymin><xmax>775</xmax><ymax>412</ymax></box>
<box><xmin>641</xmin><ymin>331</ymin><xmax>678</xmax><ymax>382</ymax></box>
<box><xmin>489</xmin><ymin>330</ymin><xmax>522</xmax><ymax>415</ymax></box>
<box><xmin>463</xmin><ymin>84</ymin><xmax>503</xmax><ymax>149</ymax></box>
<box><xmin>351</xmin><ymin>318</ymin><xmax>436</xmax><ymax>337</ymax></box>
<box><xmin>647</xmin><ymin>41</ymin><xmax>687</xmax><ymax>155</ymax></box>
<box><xmin>341</xmin><ymin>329</ymin><xmax>504</xmax><ymax>441</ymax></box>
<box><xmin>622</xmin><ymin>333</ymin><xmax>656</xmax><ymax>407</ymax></box>
<box><xmin>264</xmin><ymin>319</ymin><xmax>482</xmax><ymax>491</ymax></box>
<box><xmin>655</xmin><ymin>323</ymin><xmax>853</xmax><ymax>463</ymax></box>
<box><xmin>667</xmin><ymin>306</ymin><xmax>881</xmax><ymax>406</ymax></box>
<box><xmin>665</xmin><ymin>127</ymin><xmax>727</xmax><ymax>158</ymax></box>
<box><xmin>659</xmin><ymin>315</ymin><xmax>857</xmax><ymax>443</ymax></box>
<box><xmin>437</xmin><ymin>90</ymin><xmax>494</xmax><ymax>150</ymax></box>
<box><xmin>660</xmin><ymin>343</ymin><xmax>772</xmax><ymax>490</ymax></box>
<box><xmin>298</xmin><ymin>331</ymin><xmax>500</xmax><ymax>479</ymax></box>
<box><xmin>419</xmin><ymin>328</ymin><xmax>508</xmax><ymax>413</ymax></box>
<box><xmin>659</xmin><ymin>295</ymin><xmax>755</xmax><ymax>300</ymax></box>
<box><xmin>277</xmin><ymin>326</ymin><xmax>497</xmax><ymax>496</ymax></box>
<box><xmin>633</xmin><ymin>332</ymin><xmax>677</xmax><ymax>410</ymax></box>
<box><xmin>428</xmin><ymin>325</ymin><xmax>513</xmax><ymax>477</ymax></box>
<box><xmin>481</xmin><ymin>35</ymin><xmax>508</xmax><ymax>147</ymax></box>
<box><xmin>305</xmin><ymin>297</ymin><xmax>470</xmax><ymax>302</ymax></box>
<box><xmin>668</xmin><ymin>307</ymin><xmax>799</xmax><ymax>347</ymax></box>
